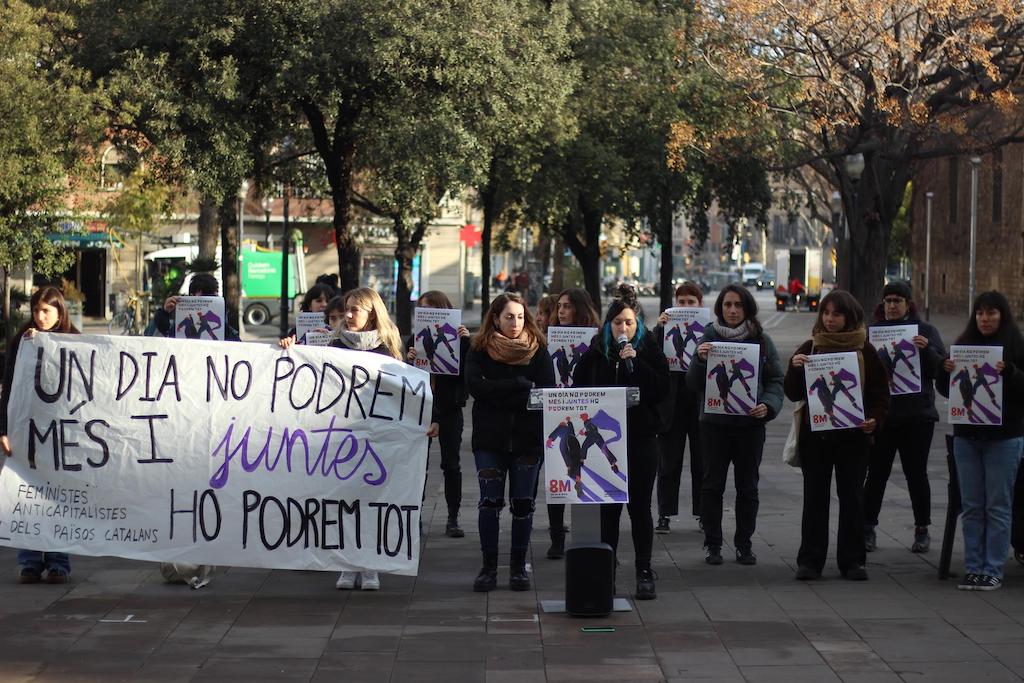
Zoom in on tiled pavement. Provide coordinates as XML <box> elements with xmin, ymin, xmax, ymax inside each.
<box><xmin>1</xmin><ymin>311</ymin><xmax>1022</xmax><ymax>681</ymax></box>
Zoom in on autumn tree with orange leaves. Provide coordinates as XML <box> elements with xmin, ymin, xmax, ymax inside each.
<box><xmin>680</xmin><ymin>0</ymin><xmax>1024</xmax><ymax>306</ymax></box>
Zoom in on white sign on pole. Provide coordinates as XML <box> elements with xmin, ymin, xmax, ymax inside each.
<box><xmin>174</xmin><ymin>296</ymin><xmax>226</xmax><ymax>341</ymax></box>
<box><xmin>663</xmin><ymin>308</ymin><xmax>711</xmax><ymax>372</ymax></box>
<box><xmin>0</xmin><ymin>333</ymin><xmax>431</xmax><ymax>575</ymax></box>
<box><xmin>412</xmin><ymin>308</ymin><xmax>461</xmax><ymax>375</ymax></box>
<box><xmin>948</xmin><ymin>345</ymin><xmax>1003</xmax><ymax>425</ymax></box>
<box><xmin>804</xmin><ymin>352</ymin><xmax>865</xmax><ymax>431</ymax></box>
<box><xmin>542</xmin><ymin>387</ymin><xmax>627</xmax><ymax>504</ymax></box>
<box><xmin>703</xmin><ymin>342</ymin><xmax>760</xmax><ymax>415</ymax></box>
<box><xmin>547</xmin><ymin>326</ymin><xmax>598</xmax><ymax>388</ymax></box>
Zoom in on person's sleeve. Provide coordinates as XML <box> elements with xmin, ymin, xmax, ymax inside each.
<box><xmin>149</xmin><ymin>307</ymin><xmax>173</xmax><ymax>337</ymax></box>
<box><xmin>572</xmin><ymin>348</ymin><xmax>595</xmax><ymax>388</ymax></box>
<box><xmin>466</xmin><ymin>349</ymin><xmax>533</xmax><ymax>407</ymax></box>
<box><xmin>935</xmin><ymin>351</ymin><xmax>951</xmax><ymax>399</ymax></box>
<box><xmin>920</xmin><ymin>323</ymin><xmax>946</xmax><ymax>380</ymax></box>
<box><xmin>533</xmin><ymin>347</ymin><xmax>556</xmax><ymax>389</ymax></box>
<box><xmin>758</xmin><ymin>336</ymin><xmax>785</xmax><ymax>421</ymax></box>
<box><xmin>783</xmin><ymin>340</ymin><xmax>812</xmax><ymax>402</ymax></box>
<box><xmin>632</xmin><ymin>339</ymin><xmax>670</xmax><ymax>401</ymax></box>
<box><xmin>0</xmin><ymin>335</ymin><xmax>20</xmax><ymax>436</ymax></box>
<box><xmin>863</xmin><ymin>342</ymin><xmax>891</xmax><ymax>428</ymax></box>
<box><xmin>685</xmin><ymin>334</ymin><xmax>710</xmax><ymax>393</ymax></box>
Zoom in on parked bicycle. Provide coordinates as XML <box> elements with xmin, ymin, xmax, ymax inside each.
<box><xmin>107</xmin><ymin>291</ymin><xmax>151</xmax><ymax>336</ymax></box>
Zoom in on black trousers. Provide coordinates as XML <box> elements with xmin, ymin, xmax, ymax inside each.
<box><xmin>863</xmin><ymin>420</ymin><xmax>934</xmax><ymax>528</ymax></box>
<box><xmin>600</xmin><ymin>433</ymin><xmax>658</xmax><ymax>570</ymax></box>
<box><xmin>798</xmin><ymin>428</ymin><xmax>869</xmax><ymax>573</ymax></box>
<box><xmin>427</xmin><ymin>409</ymin><xmax>464</xmax><ymax>515</ymax></box>
<box><xmin>699</xmin><ymin>422</ymin><xmax>765</xmax><ymax>551</ymax></box>
<box><xmin>657</xmin><ymin>399</ymin><xmax>702</xmax><ymax>517</ymax></box>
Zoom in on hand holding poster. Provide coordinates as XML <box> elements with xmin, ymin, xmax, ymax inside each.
<box><xmin>174</xmin><ymin>296</ymin><xmax>226</xmax><ymax>341</ymax></box>
<box><xmin>869</xmin><ymin>324</ymin><xmax>921</xmax><ymax>395</ymax></box>
<box><xmin>804</xmin><ymin>352</ymin><xmax>865</xmax><ymax>431</ymax></box>
<box><xmin>412</xmin><ymin>308</ymin><xmax>461</xmax><ymax>375</ymax></box>
<box><xmin>948</xmin><ymin>345</ymin><xmax>1003</xmax><ymax>425</ymax></box>
<box><xmin>296</xmin><ymin>312</ymin><xmax>329</xmax><ymax>343</ymax></box>
<box><xmin>0</xmin><ymin>333</ymin><xmax>431</xmax><ymax>575</ymax></box>
<box><xmin>547</xmin><ymin>326</ymin><xmax>598</xmax><ymax>388</ymax></box>
<box><xmin>542</xmin><ymin>387</ymin><xmax>627</xmax><ymax>504</ymax></box>
<box><xmin>704</xmin><ymin>342</ymin><xmax>760</xmax><ymax>415</ymax></box>
<box><xmin>663</xmin><ymin>308</ymin><xmax>711</xmax><ymax>372</ymax></box>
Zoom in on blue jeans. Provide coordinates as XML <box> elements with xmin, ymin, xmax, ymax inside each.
<box><xmin>474</xmin><ymin>450</ymin><xmax>541</xmax><ymax>561</ymax></box>
<box><xmin>954</xmin><ymin>436</ymin><xmax>1023</xmax><ymax>579</ymax></box>
<box><xmin>17</xmin><ymin>550</ymin><xmax>71</xmax><ymax>576</ymax></box>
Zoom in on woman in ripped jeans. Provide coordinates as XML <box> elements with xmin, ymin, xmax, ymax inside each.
<box><xmin>466</xmin><ymin>293</ymin><xmax>555</xmax><ymax>592</ymax></box>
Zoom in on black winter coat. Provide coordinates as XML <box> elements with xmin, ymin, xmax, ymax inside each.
<box><xmin>466</xmin><ymin>343</ymin><xmax>555</xmax><ymax>457</ymax></box>
<box><xmin>404</xmin><ymin>334</ymin><xmax>469</xmax><ymax>420</ymax></box>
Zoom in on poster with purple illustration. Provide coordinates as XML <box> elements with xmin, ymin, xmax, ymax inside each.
<box><xmin>948</xmin><ymin>345</ymin><xmax>1003</xmax><ymax>425</ymax></box>
<box><xmin>174</xmin><ymin>296</ymin><xmax>226</xmax><ymax>341</ymax></box>
<box><xmin>804</xmin><ymin>352</ymin><xmax>865</xmax><ymax>431</ymax></box>
<box><xmin>296</xmin><ymin>312</ymin><xmax>329</xmax><ymax>344</ymax></box>
<box><xmin>413</xmin><ymin>308</ymin><xmax>461</xmax><ymax>375</ymax></box>
<box><xmin>547</xmin><ymin>326</ymin><xmax>598</xmax><ymax>388</ymax></box>
<box><xmin>664</xmin><ymin>307</ymin><xmax>711</xmax><ymax>372</ymax></box>
<box><xmin>542</xmin><ymin>387</ymin><xmax>628</xmax><ymax>504</ymax></box>
<box><xmin>870</xmin><ymin>324</ymin><xmax>921</xmax><ymax>395</ymax></box>
<box><xmin>704</xmin><ymin>342</ymin><xmax>760</xmax><ymax>415</ymax></box>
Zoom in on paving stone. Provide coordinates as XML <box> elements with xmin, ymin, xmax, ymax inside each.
<box><xmin>738</xmin><ymin>664</ymin><xmax>842</xmax><ymax>682</ymax></box>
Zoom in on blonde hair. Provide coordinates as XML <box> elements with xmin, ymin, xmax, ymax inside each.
<box><xmin>343</xmin><ymin>287</ymin><xmax>403</xmax><ymax>360</ymax></box>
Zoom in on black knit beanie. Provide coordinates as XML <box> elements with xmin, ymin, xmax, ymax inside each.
<box><xmin>882</xmin><ymin>280</ymin><xmax>913</xmax><ymax>301</ymax></box>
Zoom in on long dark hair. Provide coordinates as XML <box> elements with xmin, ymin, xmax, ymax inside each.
<box><xmin>471</xmin><ymin>292</ymin><xmax>545</xmax><ymax>351</ymax></box>
<box><xmin>20</xmin><ymin>286</ymin><xmax>77</xmax><ymax>335</ymax></box>
<box><xmin>556</xmin><ymin>287</ymin><xmax>600</xmax><ymax>327</ymax></box>
<box><xmin>956</xmin><ymin>291</ymin><xmax>1024</xmax><ymax>355</ymax></box>
<box><xmin>300</xmin><ymin>283</ymin><xmax>336</xmax><ymax>312</ymax></box>
<box><xmin>599</xmin><ymin>285</ymin><xmax>648</xmax><ymax>362</ymax></box>
<box><xmin>714</xmin><ymin>284</ymin><xmax>762</xmax><ymax>338</ymax></box>
<box><xmin>812</xmin><ymin>289</ymin><xmax>865</xmax><ymax>334</ymax></box>
<box><xmin>418</xmin><ymin>290</ymin><xmax>454</xmax><ymax>310</ymax></box>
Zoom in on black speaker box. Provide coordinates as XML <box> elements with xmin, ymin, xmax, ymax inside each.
<box><xmin>565</xmin><ymin>542</ymin><xmax>615</xmax><ymax>617</ymax></box>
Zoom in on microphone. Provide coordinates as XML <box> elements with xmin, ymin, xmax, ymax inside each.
<box><xmin>616</xmin><ymin>334</ymin><xmax>634</xmax><ymax>374</ymax></box>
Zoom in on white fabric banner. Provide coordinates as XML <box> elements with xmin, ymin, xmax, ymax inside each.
<box><xmin>0</xmin><ymin>333</ymin><xmax>431</xmax><ymax>575</ymax></box>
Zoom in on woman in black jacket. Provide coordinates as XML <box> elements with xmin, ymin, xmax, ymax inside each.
<box><xmin>573</xmin><ymin>287</ymin><xmax>670</xmax><ymax>599</ymax></box>
<box><xmin>406</xmin><ymin>290</ymin><xmax>470</xmax><ymax>538</ymax></box>
<box><xmin>466</xmin><ymin>293</ymin><xmax>555</xmax><ymax>592</ymax></box>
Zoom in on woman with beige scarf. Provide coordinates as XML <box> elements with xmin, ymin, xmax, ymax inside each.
<box><xmin>466</xmin><ymin>293</ymin><xmax>555</xmax><ymax>592</ymax></box>
<box><xmin>785</xmin><ymin>290</ymin><xmax>889</xmax><ymax>581</ymax></box>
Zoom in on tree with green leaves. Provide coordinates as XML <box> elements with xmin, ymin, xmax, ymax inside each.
<box><xmin>0</xmin><ymin>0</ymin><xmax>100</xmax><ymax>330</ymax></box>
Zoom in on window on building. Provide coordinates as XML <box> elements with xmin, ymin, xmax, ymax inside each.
<box><xmin>947</xmin><ymin>157</ymin><xmax>958</xmax><ymax>224</ymax></box>
<box><xmin>100</xmin><ymin>146</ymin><xmax>127</xmax><ymax>191</ymax></box>
<box><xmin>992</xmin><ymin>149</ymin><xmax>1003</xmax><ymax>223</ymax></box>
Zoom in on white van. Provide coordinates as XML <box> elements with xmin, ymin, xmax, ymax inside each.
<box><xmin>741</xmin><ymin>262</ymin><xmax>765</xmax><ymax>286</ymax></box>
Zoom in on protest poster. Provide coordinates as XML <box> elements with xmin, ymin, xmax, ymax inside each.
<box><xmin>663</xmin><ymin>307</ymin><xmax>711</xmax><ymax>372</ymax></box>
<box><xmin>804</xmin><ymin>352</ymin><xmax>865</xmax><ymax>431</ymax></box>
<box><xmin>703</xmin><ymin>342</ymin><xmax>760</xmax><ymax>415</ymax></box>
<box><xmin>948</xmin><ymin>345</ymin><xmax>1003</xmax><ymax>425</ymax></box>
<box><xmin>174</xmin><ymin>296</ymin><xmax>226</xmax><ymax>341</ymax></box>
<box><xmin>870</xmin><ymin>324</ymin><xmax>921</xmax><ymax>395</ymax></box>
<box><xmin>547</xmin><ymin>326</ymin><xmax>598</xmax><ymax>388</ymax></box>
<box><xmin>542</xmin><ymin>387</ymin><xmax>627</xmax><ymax>504</ymax></box>
<box><xmin>303</xmin><ymin>331</ymin><xmax>334</xmax><ymax>347</ymax></box>
<box><xmin>296</xmin><ymin>312</ymin><xmax>329</xmax><ymax>344</ymax></box>
<box><xmin>0</xmin><ymin>333</ymin><xmax>431</xmax><ymax>575</ymax></box>
<box><xmin>412</xmin><ymin>308</ymin><xmax>461</xmax><ymax>375</ymax></box>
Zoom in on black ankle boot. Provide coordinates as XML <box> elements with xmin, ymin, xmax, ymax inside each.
<box><xmin>473</xmin><ymin>554</ymin><xmax>498</xmax><ymax>592</ymax></box>
<box><xmin>445</xmin><ymin>511</ymin><xmax>465</xmax><ymax>538</ymax></box>
<box><xmin>546</xmin><ymin>527</ymin><xmax>566</xmax><ymax>559</ymax></box>
<box><xmin>509</xmin><ymin>553</ymin><xmax>530</xmax><ymax>591</ymax></box>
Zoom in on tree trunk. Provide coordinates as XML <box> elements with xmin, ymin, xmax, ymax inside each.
<box><xmin>198</xmin><ymin>196</ymin><xmax>217</xmax><ymax>260</ymax></box>
<box><xmin>561</xmin><ymin>202</ymin><xmax>603</xmax><ymax>311</ymax></box>
<box><xmin>480</xmin><ymin>182</ymin><xmax>497</xmax><ymax>322</ymax></box>
<box><xmin>218</xmin><ymin>198</ymin><xmax>241</xmax><ymax>332</ymax></box>
<box><xmin>656</xmin><ymin>202</ymin><xmax>675</xmax><ymax>314</ymax></box>
<box><xmin>332</xmin><ymin>144</ymin><xmax>360</xmax><ymax>293</ymax></box>
<box><xmin>393</xmin><ymin>217</ymin><xmax>416</xmax><ymax>337</ymax></box>
<box><xmin>550</xmin><ymin>235</ymin><xmax>565</xmax><ymax>294</ymax></box>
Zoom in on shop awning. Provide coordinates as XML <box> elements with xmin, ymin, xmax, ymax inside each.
<box><xmin>45</xmin><ymin>221</ymin><xmax>125</xmax><ymax>249</ymax></box>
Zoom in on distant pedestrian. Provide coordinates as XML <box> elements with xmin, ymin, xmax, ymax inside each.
<box><xmin>466</xmin><ymin>293</ymin><xmax>554</xmax><ymax>592</ymax></box>
<box><xmin>786</xmin><ymin>290</ymin><xmax>889</xmax><ymax>581</ymax></box>
<box><xmin>687</xmin><ymin>284</ymin><xmax>784</xmax><ymax>567</ymax></box>
<box><xmin>937</xmin><ymin>291</ymin><xmax>1024</xmax><ymax>591</ymax></box>
<box><xmin>1</xmin><ymin>286</ymin><xmax>80</xmax><ymax>584</ymax></box>
<box><xmin>653</xmin><ymin>282</ymin><xmax>706</xmax><ymax>535</ymax></box>
<box><xmin>544</xmin><ymin>288</ymin><xmax>599</xmax><ymax>560</ymax></box>
<box><xmin>406</xmin><ymin>290</ymin><xmax>471</xmax><ymax>538</ymax></box>
<box><xmin>864</xmin><ymin>282</ymin><xmax>945</xmax><ymax>554</ymax></box>
<box><xmin>535</xmin><ymin>295</ymin><xmax>556</xmax><ymax>336</ymax></box>
<box><xmin>573</xmin><ymin>285</ymin><xmax>669</xmax><ymax>599</ymax></box>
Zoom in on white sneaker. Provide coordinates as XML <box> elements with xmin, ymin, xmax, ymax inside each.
<box><xmin>360</xmin><ymin>571</ymin><xmax>380</xmax><ymax>590</ymax></box>
<box><xmin>335</xmin><ymin>571</ymin><xmax>358</xmax><ymax>590</ymax></box>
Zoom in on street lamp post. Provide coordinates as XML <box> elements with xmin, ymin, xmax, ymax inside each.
<box><xmin>842</xmin><ymin>153</ymin><xmax>865</xmax><ymax>292</ymax></box>
<box><xmin>261</xmin><ymin>195</ymin><xmax>274</xmax><ymax>249</ymax></box>
<box><xmin>968</xmin><ymin>157</ymin><xmax>981</xmax><ymax>313</ymax></box>
<box><xmin>237</xmin><ymin>180</ymin><xmax>249</xmax><ymax>252</ymax></box>
<box><xmin>924</xmin><ymin>191</ymin><xmax>934</xmax><ymax>321</ymax></box>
